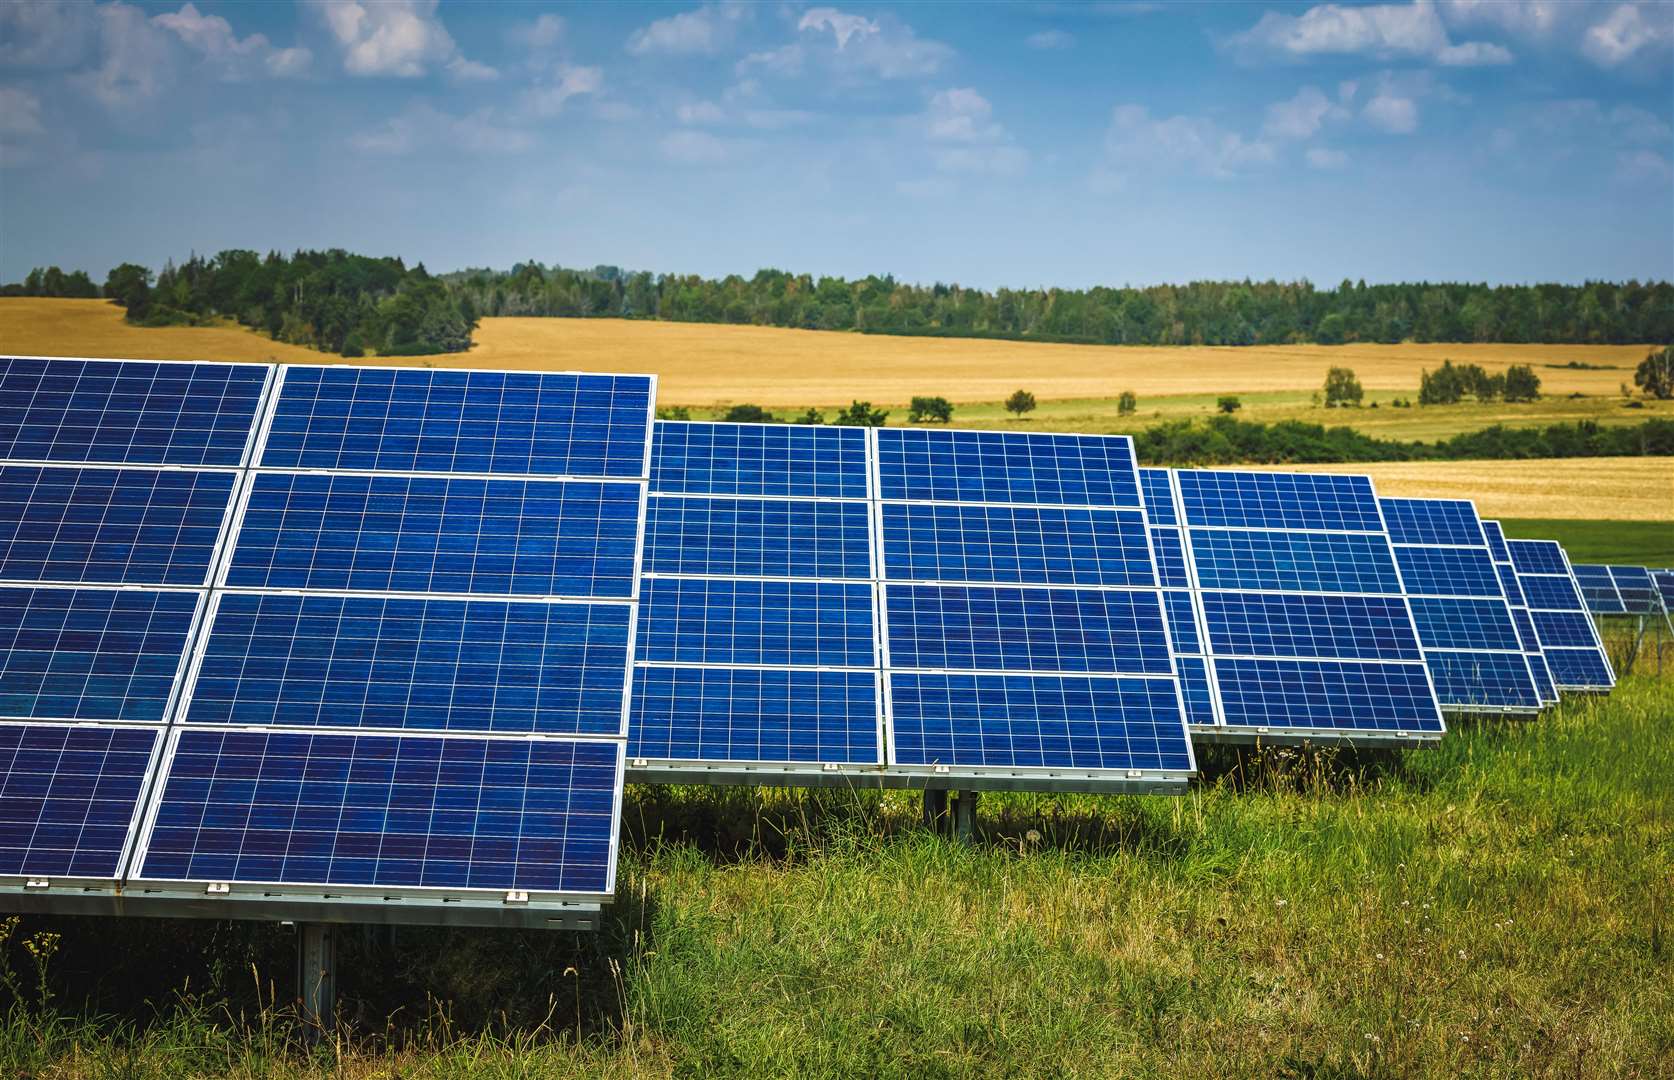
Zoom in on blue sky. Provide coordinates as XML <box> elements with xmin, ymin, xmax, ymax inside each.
<box><xmin>2</xmin><ymin>0</ymin><xmax>1670</xmax><ymax>288</ymax></box>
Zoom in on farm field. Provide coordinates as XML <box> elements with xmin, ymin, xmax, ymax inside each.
<box><xmin>3</xmin><ymin>299</ymin><xmax>1668</xmax><ymax>444</ymax></box>
<box><xmin>5</xmin><ymin>675</ymin><xmax>1671</xmax><ymax>1078</ymax></box>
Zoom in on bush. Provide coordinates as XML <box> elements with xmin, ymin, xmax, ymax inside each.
<box><xmin>793</xmin><ymin>408</ymin><xmax>826</xmax><ymax>425</ymax></box>
<box><xmin>1216</xmin><ymin>396</ymin><xmax>1241</xmax><ymax>414</ymax></box>
<box><xmin>723</xmin><ymin>404</ymin><xmax>776</xmax><ymax>423</ymax></box>
<box><xmin>1005</xmin><ymin>389</ymin><xmax>1037</xmax><ymax>418</ymax></box>
<box><xmin>908</xmin><ymin>396</ymin><xmax>954</xmax><ymax>423</ymax></box>
<box><xmin>341</xmin><ymin>332</ymin><xmax>365</xmax><ymax>359</ymax></box>
<box><xmin>1323</xmin><ymin>367</ymin><xmax>1363</xmax><ymax>407</ymax></box>
<box><xmin>655</xmin><ymin>406</ymin><xmax>691</xmax><ymax>420</ymax></box>
<box><xmin>832</xmin><ymin>401</ymin><xmax>888</xmax><ymax>426</ymax></box>
<box><xmin>1636</xmin><ymin>346</ymin><xmax>1673</xmax><ymax>400</ymax></box>
<box><xmin>1117</xmin><ymin>390</ymin><xmax>1138</xmax><ymax>416</ymax></box>
<box><xmin>1503</xmin><ymin>364</ymin><xmax>1541</xmax><ymax>402</ymax></box>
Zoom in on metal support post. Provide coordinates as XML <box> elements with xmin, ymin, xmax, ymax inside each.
<box><xmin>922</xmin><ymin>788</ymin><xmax>948</xmax><ymax>831</ymax></box>
<box><xmin>297</xmin><ymin>922</ymin><xmax>337</xmax><ymax>1035</ymax></box>
<box><xmin>951</xmin><ymin>790</ymin><xmax>978</xmax><ymax>844</ymax></box>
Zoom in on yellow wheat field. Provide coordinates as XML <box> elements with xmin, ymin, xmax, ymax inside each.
<box><xmin>0</xmin><ymin>298</ymin><xmax>323</xmax><ymax>365</ymax></box>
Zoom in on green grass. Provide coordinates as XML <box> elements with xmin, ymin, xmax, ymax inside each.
<box><xmin>3</xmin><ymin>676</ymin><xmax>1671</xmax><ymax>1077</ymax></box>
<box><xmin>1502</xmin><ymin>519</ymin><xmax>1674</xmax><ymax>567</ymax></box>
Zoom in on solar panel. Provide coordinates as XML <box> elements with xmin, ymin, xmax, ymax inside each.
<box><xmin>1164</xmin><ymin>468</ymin><xmax>1443</xmax><ymax>739</ymax></box>
<box><xmin>883</xmin><ymin>503</ymin><xmax>1155</xmax><ymax>587</ymax></box>
<box><xmin>258</xmin><ymin>367</ymin><xmax>653</xmax><ymax>477</ymax></box>
<box><xmin>1380</xmin><ymin>499</ymin><xmax>1538</xmax><ymax>714</ymax></box>
<box><xmin>0</xmin><ymin>358</ymin><xmax>269</xmax><ymax>467</ymax></box>
<box><xmin>1571</xmin><ymin>563</ymin><xmax>1626</xmax><ymax>614</ymax></box>
<box><xmin>1607</xmin><ymin>565</ymin><xmax>1658</xmax><ymax>614</ymax></box>
<box><xmin>0</xmin><ymin>465</ymin><xmax>237</xmax><ymax>586</ymax></box>
<box><xmin>1138</xmin><ymin>468</ymin><xmax>1222</xmax><ymax>731</ymax></box>
<box><xmin>1507</xmin><ymin>538</ymin><xmax>1615</xmax><ymax>692</ymax></box>
<box><xmin>1653</xmin><ymin>570</ymin><xmax>1674</xmax><ymax>609</ymax></box>
<box><xmin>876</xmin><ymin>429</ymin><xmax>1143</xmax><ymax>506</ymax></box>
<box><xmin>0</xmin><ymin>723</ymin><xmax>159</xmax><ymax>881</ymax></box>
<box><xmin>631</xmin><ymin>421</ymin><xmax>882</xmax><ymax>772</ymax></box>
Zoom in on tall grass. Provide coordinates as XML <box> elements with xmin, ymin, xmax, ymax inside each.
<box><xmin>3</xmin><ymin>677</ymin><xmax>1670</xmax><ymax>1078</ymax></box>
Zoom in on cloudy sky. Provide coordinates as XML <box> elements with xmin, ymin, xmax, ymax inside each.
<box><xmin>2</xmin><ymin>0</ymin><xmax>1670</xmax><ymax>288</ymax></box>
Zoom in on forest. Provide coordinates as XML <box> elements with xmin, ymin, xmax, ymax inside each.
<box><xmin>6</xmin><ymin>253</ymin><xmax>1672</xmax><ymax>356</ymax></box>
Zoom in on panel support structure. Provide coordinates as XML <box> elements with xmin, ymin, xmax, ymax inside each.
<box><xmin>297</xmin><ymin>922</ymin><xmax>336</xmax><ymax>1035</ymax></box>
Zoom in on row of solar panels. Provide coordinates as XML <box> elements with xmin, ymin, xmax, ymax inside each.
<box><xmin>1569</xmin><ymin>562</ymin><xmax>1674</xmax><ymax>617</ymax></box>
<box><xmin>0</xmin><ymin>357</ymin><xmax>1636</xmax><ymax>927</ymax></box>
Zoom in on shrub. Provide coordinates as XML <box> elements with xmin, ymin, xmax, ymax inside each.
<box><xmin>1216</xmin><ymin>396</ymin><xmax>1241</xmax><ymax>414</ymax></box>
<box><xmin>723</xmin><ymin>404</ymin><xmax>776</xmax><ymax>423</ymax></box>
<box><xmin>1005</xmin><ymin>389</ymin><xmax>1037</xmax><ymax>418</ymax></box>
<box><xmin>1503</xmin><ymin>364</ymin><xmax>1541</xmax><ymax>403</ymax></box>
<box><xmin>655</xmin><ymin>406</ymin><xmax>691</xmax><ymax>420</ymax></box>
<box><xmin>793</xmin><ymin>408</ymin><xmax>826</xmax><ymax>425</ymax></box>
<box><xmin>1323</xmin><ymin>367</ymin><xmax>1363</xmax><ymax>407</ymax></box>
<box><xmin>1636</xmin><ymin>346</ymin><xmax>1674</xmax><ymax>400</ymax></box>
<box><xmin>1117</xmin><ymin>390</ymin><xmax>1138</xmax><ymax>416</ymax></box>
<box><xmin>341</xmin><ymin>333</ymin><xmax>365</xmax><ymax>359</ymax></box>
<box><xmin>908</xmin><ymin>396</ymin><xmax>954</xmax><ymax>423</ymax></box>
<box><xmin>832</xmin><ymin>401</ymin><xmax>888</xmax><ymax>426</ymax></box>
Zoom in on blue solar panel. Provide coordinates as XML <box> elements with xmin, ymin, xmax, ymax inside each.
<box><xmin>0</xmin><ymin>358</ymin><xmax>268</xmax><ymax>467</ymax></box>
<box><xmin>1495</xmin><ymin>564</ymin><xmax>1525</xmax><ymax>605</ymax></box>
<box><xmin>1407</xmin><ymin>597</ymin><xmax>1522</xmax><ymax>651</ymax></box>
<box><xmin>138</xmin><ymin>730</ymin><xmax>619</xmax><ymax>893</ymax></box>
<box><xmin>1174</xmin><ymin>656</ymin><xmax>1216</xmax><ymax>727</ymax></box>
<box><xmin>1177</xmin><ymin>471</ymin><xmax>1382</xmax><ymax>532</ymax></box>
<box><xmin>1531</xmin><ymin>610</ymin><xmax>1601</xmax><ymax>649</ymax></box>
<box><xmin>1138</xmin><ymin>468</ymin><xmax>1176</xmax><ymax>524</ymax></box>
<box><xmin>1571</xmin><ymin>564</ymin><xmax>1626</xmax><ymax>614</ymax></box>
<box><xmin>1521</xmin><ymin>575</ymin><xmax>1582</xmax><ymax>611</ymax></box>
<box><xmin>1188</xmin><ymin>529</ymin><xmax>1402</xmax><ymax>594</ymax></box>
<box><xmin>882</xmin><ymin>504</ymin><xmax>1155</xmax><ymax>587</ymax></box>
<box><xmin>1654</xmin><ymin>570</ymin><xmax>1674</xmax><ymax>608</ymax></box>
<box><xmin>1393</xmin><ymin>546</ymin><xmax>1502</xmax><ymax>598</ymax></box>
<box><xmin>645</xmin><ymin>497</ymin><xmax>871</xmax><ymax>579</ymax></box>
<box><xmin>0</xmin><ymin>723</ymin><xmax>158</xmax><ymax>879</ymax></box>
<box><xmin>1379</xmin><ymin>498</ymin><xmax>1484</xmax><ymax>547</ymax></box>
<box><xmin>629</xmin><ymin>667</ymin><xmax>878</xmax><ymax>764</ymax></box>
<box><xmin>185</xmin><ymin>594</ymin><xmax>631</xmax><ymax>736</ymax></box>
<box><xmin>224</xmin><ymin>473</ymin><xmax>640</xmax><ymax>598</ymax></box>
<box><xmin>1161</xmin><ymin>591</ymin><xmax>1200</xmax><ymax>653</ymax></box>
<box><xmin>1212</xmin><ymin>658</ymin><xmax>1442</xmax><ymax>732</ymax></box>
<box><xmin>876</xmin><ymin>429</ymin><xmax>1142</xmax><ymax>506</ymax></box>
<box><xmin>1201</xmin><ymin>592</ymin><xmax>1422</xmax><ymax>661</ymax></box>
<box><xmin>1424</xmin><ymin>652</ymin><xmax>1540</xmax><ymax>710</ymax></box>
<box><xmin>1480</xmin><ymin>520</ymin><xmax>1511</xmax><ymax>563</ymax></box>
<box><xmin>0</xmin><ymin>466</ymin><xmax>235</xmax><ymax>586</ymax></box>
<box><xmin>1509</xmin><ymin>607</ymin><xmax>1541</xmax><ymax>651</ymax></box>
<box><xmin>1526</xmin><ymin>652</ymin><xmax>1555</xmax><ymax>702</ymax></box>
<box><xmin>651</xmin><ymin>422</ymin><xmax>867</xmax><ymax>498</ymax></box>
<box><xmin>1607</xmin><ymin>565</ymin><xmax>1657</xmax><ymax>613</ymax></box>
<box><xmin>1150</xmin><ymin>527</ymin><xmax>1189</xmax><ymax>588</ymax></box>
<box><xmin>1543</xmin><ymin>648</ymin><xmax>1613</xmax><ymax>688</ymax></box>
<box><xmin>885</xmin><ymin>585</ymin><xmax>1172</xmax><ymax>675</ymax></box>
<box><xmin>889</xmin><ymin>673</ymin><xmax>1191</xmax><ymax>770</ymax></box>
<box><xmin>260</xmin><ymin>367</ymin><xmax>652</xmax><ymax>478</ymax></box>
<box><xmin>0</xmin><ymin>587</ymin><xmax>198</xmax><ymax>723</ymax></box>
<box><xmin>639</xmin><ymin>578</ymin><xmax>873</xmax><ymax>667</ymax></box>
<box><xmin>1507</xmin><ymin>539</ymin><xmax>1568</xmax><ymax>576</ymax></box>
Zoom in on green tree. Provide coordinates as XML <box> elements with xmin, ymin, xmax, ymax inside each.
<box><xmin>723</xmin><ymin>404</ymin><xmax>776</xmax><ymax>423</ymax></box>
<box><xmin>832</xmin><ymin>401</ymin><xmax>888</xmax><ymax>426</ymax></box>
<box><xmin>792</xmin><ymin>408</ymin><xmax>826</xmax><ymax>425</ymax></box>
<box><xmin>1323</xmin><ymin>367</ymin><xmax>1363</xmax><ymax>407</ymax></box>
<box><xmin>1005</xmin><ymin>389</ymin><xmax>1037</xmax><ymax>418</ymax></box>
<box><xmin>1419</xmin><ymin>361</ymin><xmax>1466</xmax><ymax>405</ymax></box>
<box><xmin>1117</xmin><ymin>390</ymin><xmax>1138</xmax><ymax>415</ymax></box>
<box><xmin>1503</xmin><ymin>364</ymin><xmax>1542</xmax><ymax>403</ymax></box>
<box><xmin>1635</xmin><ymin>347</ymin><xmax>1674</xmax><ymax>400</ymax></box>
<box><xmin>103</xmin><ymin>263</ymin><xmax>152</xmax><ymax>314</ymax></box>
<box><xmin>908</xmin><ymin>396</ymin><xmax>954</xmax><ymax>423</ymax></box>
<box><xmin>1217</xmin><ymin>395</ymin><xmax>1241</xmax><ymax>414</ymax></box>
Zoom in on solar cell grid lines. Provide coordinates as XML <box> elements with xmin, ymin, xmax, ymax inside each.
<box><xmin>1506</xmin><ymin>537</ymin><xmax>1615</xmax><ymax>692</ymax></box>
<box><xmin>0</xmin><ymin>723</ymin><xmax>159</xmax><ymax>880</ymax></box>
<box><xmin>1380</xmin><ymin>498</ymin><xmax>1485</xmax><ymax>547</ymax></box>
<box><xmin>876</xmin><ymin>428</ymin><xmax>1142</xmax><ymax>507</ymax></box>
<box><xmin>1188</xmin><ymin>529</ymin><xmax>1403</xmax><ymax>594</ymax></box>
<box><xmin>1571</xmin><ymin>564</ymin><xmax>1626</xmax><ymax>614</ymax></box>
<box><xmin>1200</xmin><ymin>591</ymin><xmax>1422</xmax><ymax>662</ymax></box>
<box><xmin>645</xmin><ymin>497</ymin><xmax>871</xmax><ymax>580</ymax></box>
<box><xmin>1392</xmin><ymin>546</ymin><xmax>1503</xmax><ymax>598</ymax></box>
<box><xmin>0</xmin><ymin>357</ymin><xmax>270</xmax><ymax>467</ymax></box>
<box><xmin>259</xmin><ymin>366</ymin><xmax>654</xmax><ymax>478</ymax></box>
<box><xmin>1606</xmin><ymin>565</ymin><xmax>1658</xmax><ymax>614</ymax></box>
<box><xmin>0</xmin><ymin>465</ymin><xmax>237</xmax><ymax>586</ymax></box>
<box><xmin>882</xmin><ymin>503</ymin><xmax>1155</xmax><ymax>588</ymax></box>
<box><xmin>638</xmin><ymin>578</ymin><xmax>874</xmax><ymax>668</ymax></box>
<box><xmin>650</xmin><ymin>421</ymin><xmax>868</xmax><ymax>499</ymax></box>
<box><xmin>1176</xmin><ymin>470</ymin><xmax>1383</xmax><ymax>532</ymax></box>
<box><xmin>629</xmin><ymin>667</ymin><xmax>878</xmax><ymax>765</ymax></box>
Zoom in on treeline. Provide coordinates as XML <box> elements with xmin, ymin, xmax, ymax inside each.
<box><xmin>445</xmin><ymin>263</ymin><xmax>1674</xmax><ymax>345</ymax></box>
<box><xmin>1133</xmin><ymin>416</ymin><xmax>1674</xmax><ymax>466</ymax></box>
<box><xmin>0</xmin><ymin>266</ymin><xmax>101</xmax><ymax>298</ymax></box>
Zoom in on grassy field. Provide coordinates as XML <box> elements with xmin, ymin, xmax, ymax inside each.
<box><xmin>3</xmin><ymin>675</ymin><xmax>1670</xmax><ymax>1078</ymax></box>
<box><xmin>1502</xmin><ymin>519</ymin><xmax>1674</xmax><ymax>567</ymax></box>
<box><xmin>4</xmin><ymin>299</ymin><xmax>1668</xmax><ymax>444</ymax></box>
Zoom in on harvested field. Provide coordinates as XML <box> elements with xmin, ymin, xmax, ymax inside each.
<box><xmin>0</xmin><ymin>298</ymin><xmax>320</xmax><ymax>364</ymax></box>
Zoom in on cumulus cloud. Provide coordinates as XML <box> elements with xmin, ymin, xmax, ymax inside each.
<box><xmin>742</xmin><ymin>7</ymin><xmax>951</xmax><ymax>81</ymax></box>
<box><xmin>1027</xmin><ymin>30</ymin><xmax>1075</xmax><ymax>50</ymax></box>
<box><xmin>627</xmin><ymin>2</ymin><xmax>748</xmax><ymax>56</ymax></box>
<box><xmin>1263</xmin><ymin>85</ymin><xmax>1351</xmax><ymax>139</ymax></box>
<box><xmin>1362</xmin><ymin>90</ymin><xmax>1419</xmax><ymax>133</ymax></box>
<box><xmin>523</xmin><ymin>65</ymin><xmax>603</xmax><ymax>117</ymax></box>
<box><xmin>154</xmin><ymin>3</ymin><xmax>310</xmax><ymax>79</ymax></box>
<box><xmin>308</xmin><ymin>0</ymin><xmax>493</xmax><ymax>80</ymax></box>
<box><xmin>523</xmin><ymin>13</ymin><xmax>566</xmax><ymax>49</ymax></box>
<box><xmin>922</xmin><ymin>87</ymin><xmax>1026</xmax><ymax>174</ymax></box>
<box><xmin>75</xmin><ymin>2</ymin><xmax>176</xmax><ymax>108</ymax></box>
<box><xmin>0</xmin><ymin>1</ymin><xmax>96</xmax><ymax>68</ymax></box>
<box><xmin>1230</xmin><ymin>1</ymin><xmax>1512</xmax><ymax>67</ymax></box>
<box><xmin>1104</xmin><ymin>104</ymin><xmax>1275</xmax><ymax>180</ymax></box>
<box><xmin>1581</xmin><ymin>3</ymin><xmax>1673</xmax><ymax>68</ymax></box>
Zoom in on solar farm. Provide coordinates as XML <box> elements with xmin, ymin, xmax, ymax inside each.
<box><xmin>0</xmin><ymin>356</ymin><xmax>1669</xmax><ymax>1046</ymax></box>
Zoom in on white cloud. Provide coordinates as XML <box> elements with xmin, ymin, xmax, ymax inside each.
<box><xmin>922</xmin><ymin>88</ymin><xmax>1026</xmax><ymax>174</ymax></box>
<box><xmin>352</xmin><ymin>105</ymin><xmax>532</xmax><ymax>156</ymax></box>
<box><xmin>307</xmin><ymin>0</ymin><xmax>492</xmax><ymax>80</ymax></box>
<box><xmin>1027</xmin><ymin>30</ymin><xmax>1075</xmax><ymax>50</ymax></box>
<box><xmin>524</xmin><ymin>13</ymin><xmax>565</xmax><ymax>49</ymax></box>
<box><xmin>1104</xmin><ymin>104</ymin><xmax>1275</xmax><ymax>180</ymax></box>
<box><xmin>1230</xmin><ymin>1</ymin><xmax>1512</xmax><ymax>67</ymax></box>
<box><xmin>660</xmin><ymin>129</ymin><xmax>730</xmax><ymax>164</ymax></box>
<box><xmin>0</xmin><ymin>87</ymin><xmax>44</xmax><ymax>136</ymax></box>
<box><xmin>1616</xmin><ymin>148</ymin><xmax>1673</xmax><ymax>184</ymax></box>
<box><xmin>0</xmin><ymin>1</ymin><xmax>96</xmax><ymax>68</ymax></box>
<box><xmin>1437</xmin><ymin>0</ymin><xmax>1565</xmax><ymax>38</ymax></box>
<box><xmin>76</xmin><ymin>2</ymin><xmax>175</xmax><ymax>109</ymax></box>
<box><xmin>1263</xmin><ymin>85</ymin><xmax>1350</xmax><ymax>139</ymax></box>
<box><xmin>799</xmin><ymin>8</ymin><xmax>879</xmax><ymax>49</ymax></box>
<box><xmin>524</xmin><ymin>65</ymin><xmax>603</xmax><ymax>117</ymax></box>
<box><xmin>743</xmin><ymin>7</ymin><xmax>950</xmax><ymax>81</ymax></box>
<box><xmin>153</xmin><ymin>3</ymin><xmax>311</xmax><ymax>80</ymax></box>
<box><xmin>627</xmin><ymin>2</ymin><xmax>748</xmax><ymax>56</ymax></box>
<box><xmin>1582</xmin><ymin>3</ymin><xmax>1673</xmax><ymax>68</ymax></box>
<box><xmin>1362</xmin><ymin>91</ymin><xmax>1419</xmax><ymax>133</ymax></box>
<box><xmin>1305</xmin><ymin>146</ymin><xmax>1348</xmax><ymax>169</ymax></box>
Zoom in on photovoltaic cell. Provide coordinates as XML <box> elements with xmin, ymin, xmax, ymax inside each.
<box><xmin>1213</xmin><ymin>658</ymin><xmax>1443</xmax><ymax>732</ymax></box>
<box><xmin>1607</xmin><ymin>565</ymin><xmax>1657</xmax><ymax>614</ymax></box>
<box><xmin>0</xmin><ymin>358</ymin><xmax>268</xmax><ymax>467</ymax></box>
<box><xmin>1380</xmin><ymin>498</ymin><xmax>1484</xmax><ymax>547</ymax></box>
<box><xmin>185</xmin><ymin>593</ymin><xmax>631</xmax><ymax>735</ymax></box>
<box><xmin>1423</xmin><ymin>652</ymin><xmax>1539</xmax><ymax>710</ymax></box>
<box><xmin>1481</xmin><ymin>520</ymin><xmax>1511</xmax><ymax>563</ymax></box>
<box><xmin>1531</xmin><ymin>610</ymin><xmax>1601</xmax><ymax>649</ymax></box>
<box><xmin>1174</xmin><ymin>656</ymin><xmax>1216</xmax><ymax>727</ymax></box>
<box><xmin>1138</xmin><ymin>468</ymin><xmax>1176</xmax><ymax>524</ymax></box>
<box><xmin>1653</xmin><ymin>570</ymin><xmax>1674</xmax><ymax>608</ymax></box>
<box><xmin>1200</xmin><ymin>591</ymin><xmax>1422</xmax><ymax>662</ymax></box>
<box><xmin>638</xmin><ymin>578</ymin><xmax>873</xmax><ymax>668</ymax></box>
<box><xmin>1526</xmin><ymin>652</ymin><xmax>1555</xmax><ymax>702</ymax></box>
<box><xmin>1508</xmin><ymin>537</ymin><xmax>1613</xmax><ymax>691</ymax></box>
<box><xmin>889</xmin><ymin>673</ymin><xmax>1191</xmax><ymax>770</ymax></box>
<box><xmin>1150</xmin><ymin>527</ymin><xmax>1188</xmax><ymax>588</ymax></box>
<box><xmin>650</xmin><ymin>422</ymin><xmax>867</xmax><ymax>498</ymax></box>
<box><xmin>1161</xmin><ymin>591</ymin><xmax>1200</xmax><ymax>654</ymax></box>
<box><xmin>260</xmin><ymin>367</ymin><xmax>652</xmax><ymax>478</ymax></box>
<box><xmin>0</xmin><ymin>723</ymin><xmax>158</xmax><ymax>879</ymax></box>
<box><xmin>0</xmin><ymin>465</ymin><xmax>236</xmax><ymax>586</ymax></box>
<box><xmin>1177</xmin><ymin>471</ymin><xmax>1383</xmax><ymax>532</ymax></box>
<box><xmin>876</xmin><ymin>429</ymin><xmax>1142</xmax><ymax>506</ymax></box>
<box><xmin>644</xmin><ymin>497</ymin><xmax>870</xmax><ymax>579</ymax></box>
<box><xmin>628</xmin><ymin>667</ymin><xmax>878</xmax><ymax>764</ymax></box>
<box><xmin>883</xmin><ymin>504</ymin><xmax>1155</xmax><ymax>587</ymax></box>
<box><xmin>1407</xmin><ymin>597</ymin><xmax>1522</xmax><ymax>651</ymax></box>
<box><xmin>1392</xmin><ymin>546</ymin><xmax>1502</xmax><ymax>598</ymax></box>
<box><xmin>1495</xmin><ymin>564</ymin><xmax>1525</xmax><ymax>606</ymax></box>
<box><xmin>1543</xmin><ymin>648</ymin><xmax>1613</xmax><ymax>687</ymax></box>
<box><xmin>138</xmin><ymin>730</ymin><xmax>620</xmax><ymax>894</ymax></box>
<box><xmin>1571</xmin><ymin>564</ymin><xmax>1626</xmax><ymax>614</ymax></box>
<box><xmin>1508</xmin><ymin>539</ymin><xmax>1568</xmax><ymax>575</ymax></box>
<box><xmin>1521</xmin><ymin>574</ymin><xmax>1582</xmax><ymax>611</ymax></box>
<box><xmin>1188</xmin><ymin>529</ymin><xmax>1402</xmax><ymax>594</ymax></box>
<box><xmin>0</xmin><ymin>587</ymin><xmax>198</xmax><ymax>723</ymax></box>
<box><xmin>225</xmin><ymin>473</ymin><xmax>640</xmax><ymax>598</ymax></box>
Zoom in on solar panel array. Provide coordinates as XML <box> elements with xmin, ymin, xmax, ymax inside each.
<box><xmin>1570</xmin><ymin>563</ymin><xmax>1626</xmax><ymax>614</ymax></box>
<box><xmin>1606</xmin><ymin>565</ymin><xmax>1659</xmax><ymax>615</ymax></box>
<box><xmin>1506</xmin><ymin>538</ymin><xmax>1615</xmax><ymax>691</ymax></box>
<box><xmin>1379</xmin><ymin>498</ymin><xmax>1540</xmax><ymax>714</ymax></box>
<box><xmin>1480</xmin><ymin>520</ymin><xmax>1558</xmax><ymax>706</ymax></box>
<box><xmin>1</xmin><ymin>358</ymin><xmax>652</xmax><ymax>912</ymax></box>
